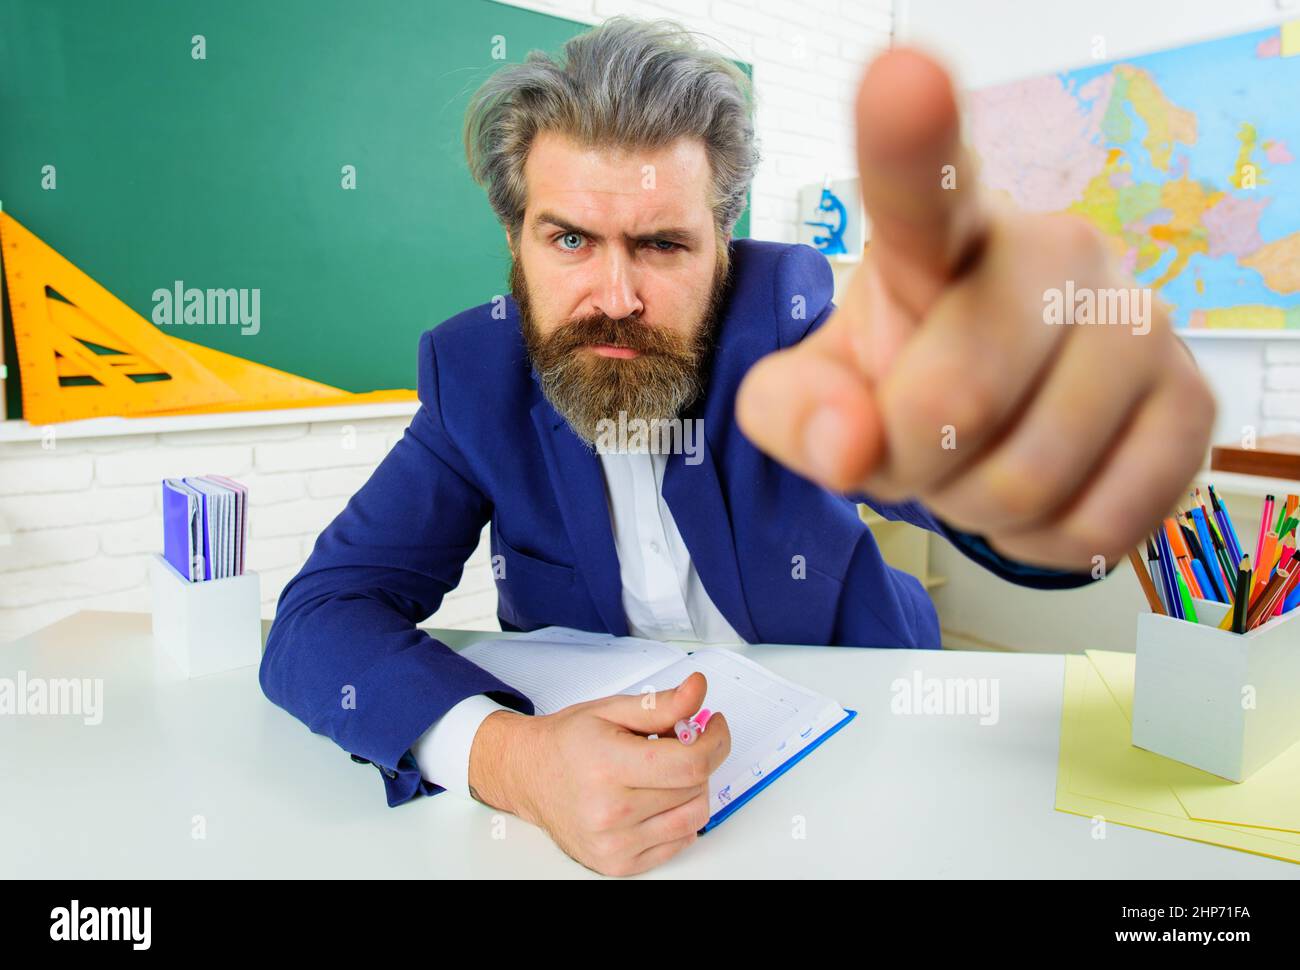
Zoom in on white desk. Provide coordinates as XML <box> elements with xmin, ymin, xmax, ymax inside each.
<box><xmin>2</xmin><ymin>611</ymin><xmax>1293</xmax><ymax>878</ymax></box>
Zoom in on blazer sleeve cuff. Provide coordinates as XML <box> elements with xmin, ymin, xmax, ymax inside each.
<box><xmin>852</xmin><ymin>492</ymin><xmax>1101</xmax><ymax>591</ymax></box>
<box><xmin>322</xmin><ymin>643</ymin><xmax>534</xmax><ymax>808</ymax></box>
<box><xmin>934</xmin><ymin>521</ymin><xmax>1103</xmax><ymax>590</ymax></box>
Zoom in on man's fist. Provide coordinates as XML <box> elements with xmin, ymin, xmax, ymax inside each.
<box><xmin>736</xmin><ymin>48</ymin><xmax>1215</xmax><ymax>572</ymax></box>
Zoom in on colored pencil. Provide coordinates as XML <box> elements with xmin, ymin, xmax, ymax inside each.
<box><xmin>1256</xmin><ymin>494</ymin><xmax>1275</xmax><ymax>566</ymax></box>
<box><xmin>1207</xmin><ymin>485</ymin><xmax>1244</xmax><ymax>565</ymax></box>
<box><xmin>1252</xmin><ymin>532</ymin><xmax>1279</xmax><ymax>606</ymax></box>
<box><xmin>1247</xmin><ymin>566</ymin><xmax>1294</xmax><ymax>630</ymax></box>
<box><xmin>1129</xmin><ymin>548</ymin><xmax>1165</xmax><ymax>615</ymax></box>
<box><xmin>1231</xmin><ymin>556</ymin><xmax>1251</xmax><ymax>634</ymax></box>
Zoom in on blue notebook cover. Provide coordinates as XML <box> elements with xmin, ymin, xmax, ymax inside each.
<box><xmin>700</xmin><ymin>707</ymin><xmax>857</xmax><ymax>834</ymax></box>
<box><xmin>161</xmin><ymin>480</ymin><xmax>193</xmax><ymax>581</ymax></box>
<box><xmin>161</xmin><ymin>478</ymin><xmax>205</xmax><ymax>582</ymax></box>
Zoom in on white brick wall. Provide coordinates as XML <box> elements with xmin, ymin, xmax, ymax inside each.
<box><xmin>0</xmin><ymin>0</ymin><xmax>893</xmax><ymax>643</ymax></box>
<box><xmin>1264</xmin><ymin>343</ymin><xmax>1300</xmax><ymax>432</ymax></box>
<box><xmin>0</xmin><ymin>416</ymin><xmax>503</xmax><ymax>641</ymax></box>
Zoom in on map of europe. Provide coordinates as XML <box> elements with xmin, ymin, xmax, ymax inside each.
<box><xmin>968</xmin><ymin>23</ymin><xmax>1300</xmax><ymax>334</ymax></box>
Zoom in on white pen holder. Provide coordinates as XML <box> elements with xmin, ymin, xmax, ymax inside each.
<box><xmin>149</xmin><ymin>553</ymin><xmax>263</xmax><ymax>678</ymax></box>
<box><xmin>1132</xmin><ymin>604</ymin><xmax>1300</xmax><ymax>782</ymax></box>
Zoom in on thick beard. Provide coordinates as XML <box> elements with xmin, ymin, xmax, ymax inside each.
<box><xmin>513</xmin><ymin>250</ymin><xmax>729</xmax><ymax>446</ymax></box>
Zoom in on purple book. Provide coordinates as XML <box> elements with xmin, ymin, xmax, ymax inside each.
<box><xmin>161</xmin><ymin>479</ymin><xmax>201</xmax><ymax>581</ymax></box>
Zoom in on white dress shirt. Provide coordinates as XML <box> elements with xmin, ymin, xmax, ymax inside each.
<box><xmin>413</xmin><ymin>448</ymin><xmax>741</xmax><ymax>798</ymax></box>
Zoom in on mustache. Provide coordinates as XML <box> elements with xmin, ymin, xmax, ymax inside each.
<box><xmin>541</xmin><ymin>313</ymin><xmax>697</xmax><ymax>359</ymax></box>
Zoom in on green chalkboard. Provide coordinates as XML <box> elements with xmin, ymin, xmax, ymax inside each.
<box><xmin>0</xmin><ymin>0</ymin><xmax>749</xmax><ymax>419</ymax></box>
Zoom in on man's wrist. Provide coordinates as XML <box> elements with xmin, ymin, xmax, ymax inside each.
<box><xmin>468</xmin><ymin>709</ymin><xmax>532</xmax><ymax>818</ymax></box>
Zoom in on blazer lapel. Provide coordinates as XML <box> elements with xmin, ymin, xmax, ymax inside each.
<box><xmin>662</xmin><ymin>434</ymin><xmax>759</xmax><ymax>643</ymax></box>
<box><xmin>530</xmin><ymin>400</ymin><xmax>630</xmax><ymax>637</ymax></box>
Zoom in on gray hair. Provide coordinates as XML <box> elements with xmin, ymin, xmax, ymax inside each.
<box><xmin>464</xmin><ymin>16</ymin><xmax>758</xmax><ymax>242</ymax></box>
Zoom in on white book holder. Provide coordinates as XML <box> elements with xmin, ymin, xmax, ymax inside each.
<box><xmin>149</xmin><ymin>553</ymin><xmax>263</xmax><ymax>678</ymax></box>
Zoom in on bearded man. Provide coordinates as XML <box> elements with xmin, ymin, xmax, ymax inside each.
<box><xmin>261</xmin><ymin>17</ymin><xmax>1214</xmax><ymax>876</ymax></box>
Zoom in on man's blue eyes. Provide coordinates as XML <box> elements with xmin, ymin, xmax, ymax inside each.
<box><xmin>554</xmin><ymin>233</ymin><xmax>681</xmax><ymax>253</ymax></box>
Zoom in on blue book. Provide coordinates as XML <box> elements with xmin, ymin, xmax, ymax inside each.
<box><xmin>161</xmin><ymin>479</ymin><xmax>202</xmax><ymax>582</ymax></box>
<box><xmin>458</xmin><ymin>627</ymin><xmax>856</xmax><ymax>832</ymax></box>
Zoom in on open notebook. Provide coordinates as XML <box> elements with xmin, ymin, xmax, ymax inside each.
<box><xmin>458</xmin><ymin>626</ymin><xmax>856</xmax><ymax>832</ymax></box>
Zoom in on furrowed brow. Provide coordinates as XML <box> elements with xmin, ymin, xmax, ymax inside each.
<box><xmin>628</xmin><ymin>227</ymin><xmax>699</xmax><ymax>247</ymax></box>
<box><xmin>534</xmin><ymin>211</ymin><xmax>699</xmax><ymax>248</ymax></box>
<box><xmin>534</xmin><ymin>211</ymin><xmax>602</xmax><ymax>242</ymax></box>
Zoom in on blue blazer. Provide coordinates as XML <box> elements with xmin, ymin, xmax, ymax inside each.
<box><xmin>260</xmin><ymin>239</ymin><xmax>1098</xmax><ymax>805</ymax></box>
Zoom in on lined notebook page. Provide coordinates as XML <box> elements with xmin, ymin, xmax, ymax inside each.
<box><xmin>459</xmin><ymin>627</ymin><xmax>686</xmax><ymax>714</ymax></box>
<box><xmin>617</xmin><ymin>649</ymin><xmax>846</xmax><ymax>815</ymax></box>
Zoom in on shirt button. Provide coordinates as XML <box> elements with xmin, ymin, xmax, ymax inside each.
<box><xmin>649</xmin><ymin>541</ymin><xmax>661</xmax><ymax>555</ymax></box>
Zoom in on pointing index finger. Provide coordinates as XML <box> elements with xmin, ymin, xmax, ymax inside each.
<box><xmin>856</xmin><ymin>47</ymin><xmax>987</xmax><ymax>317</ymax></box>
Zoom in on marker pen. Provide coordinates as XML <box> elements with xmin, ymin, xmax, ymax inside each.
<box><xmin>675</xmin><ymin>708</ymin><xmax>712</xmax><ymax>745</ymax></box>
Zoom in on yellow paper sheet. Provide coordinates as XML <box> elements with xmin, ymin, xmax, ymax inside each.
<box><xmin>1057</xmin><ymin>655</ymin><xmax>1300</xmax><ymax>864</ymax></box>
<box><xmin>1282</xmin><ymin>19</ymin><xmax>1300</xmax><ymax>57</ymax></box>
<box><xmin>1083</xmin><ymin>649</ymin><xmax>1300</xmax><ymax>835</ymax></box>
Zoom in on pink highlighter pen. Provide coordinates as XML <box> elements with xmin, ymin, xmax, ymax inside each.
<box><xmin>675</xmin><ymin>708</ymin><xmax>712</xmax><ymax>745</ymax></box>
